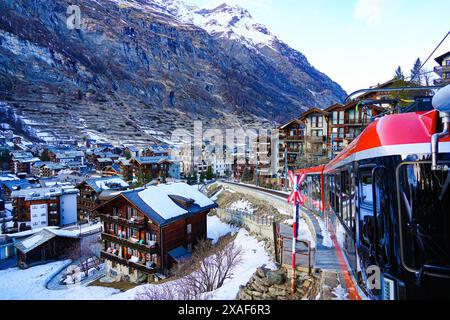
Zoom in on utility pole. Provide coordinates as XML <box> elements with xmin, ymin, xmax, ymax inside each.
<box><xmin>255</xmin><ymin>158</ymin><xmax>259</xmax><ymax>188</ymax></box>
<box><xmin>284</xmin><ymin>148</ymin><xmax>288</xmax><ymax>192</ymax></box>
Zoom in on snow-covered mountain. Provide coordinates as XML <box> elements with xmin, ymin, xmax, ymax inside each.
<box><xmin>110</xmin><ymin>0</ymin><xmax>285</xmax><ymax>51</ymax></box>
<box><xmin>0</xmin><ymin>0</ymin><xmax>346</xmax><ymax>144</ymax></box>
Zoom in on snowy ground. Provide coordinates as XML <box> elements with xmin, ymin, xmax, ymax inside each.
<box><xmin>314</xmin><ymin>215</ymin><xmax>333</xmax><ymax>248</ymax></box>
<box><xmin>0</xmin><ymin>216</ymin><xmax>274</xmax><ymax>300</ymax></box>
<box><xmin>207</xmin><ymin>215</ymin><xmax>238</xmax><ymax>244</ymax></box>
<box><xmin>283</xmin><ymin>217</ymin><xmax>316</xmax><ymax>249</ymax></box>
<box><xmin>228</xmin><ymin>199</ymin><xmax>255</xmax><ymax>214</ymax></box>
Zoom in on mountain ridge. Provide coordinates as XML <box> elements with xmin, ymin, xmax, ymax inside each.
<box><xmin>0</xmin><ymin>0</ymin><xmax>346</xmax><ymax>145</ymax></box>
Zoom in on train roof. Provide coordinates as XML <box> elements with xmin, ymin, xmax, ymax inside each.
<box><xmin>296</xmin><ymin>110</ymin><xmax>450</xmax><ymax>175</ymax></box>
<box><xmin>325</xmin><ymin>110</ymin><xmax>450</xmax><ymax>172</ymax></box>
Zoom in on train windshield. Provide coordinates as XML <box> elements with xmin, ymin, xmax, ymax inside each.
<box><xmin>398</xmin><ymin>162</ymin><xmax>450</xmax><ymax>270</ymax></box>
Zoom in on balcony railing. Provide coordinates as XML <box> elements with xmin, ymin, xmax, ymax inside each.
<box><xmin>100</xmin><ymin>251</ymin><xmax>158</xmax><ymax>274</ymax></box>
<box><xmin>100</xmin><ymin>214</ymin><xmax>146</xmax><ymax>229</ymax></box>
<box><xmin>434</xmin><ymin>78</ymin><xmax>450</xmax><ymax>86</ymax></box>
<box><xmin>308</xmin><ymin>136</ymin><xmax>325</xmax><ymax>143</ymax></box>
<box><xmin>345</xmin><ymin>133</ymin><xmax>355</xmax><ymax>140</ymax></box>
<box><xmin>102</xmin><ymin>232</ymin><xmax>158</xmax><ymax>254</ymax></box>
<box><xmin>434</xmin><ymin>65</ymin><xmax>450</xmax><ymax>75</ymax></box>
<box><xmin>346</xmin><ymin>119</ymin><xmax>362</xmax><ymax>125</ymax></box>
<box><xmin>286</xmin><ymin>135</ymin><xmax>304</xmax><ymax>141</ymax></box>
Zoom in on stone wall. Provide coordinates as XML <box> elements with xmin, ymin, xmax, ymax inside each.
<box><xmin>105</xmin><ymin>260</ymin><xmax>138</xmax><ymax>283</ymax></box>
<box><xmin>238</xmin><ymin>266</ymin><xmax>319</xmax><ymax>300</ymax></box>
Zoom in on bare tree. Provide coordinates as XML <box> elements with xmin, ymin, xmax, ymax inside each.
<box><xmin>421</xmin><ymin>68</ymin><xmax>434</xmax><ymax>87</ymax></box>
<box><xmin>136</xmin><ymin>238</ymin><xmax>242</xmax><ymax>300</ymax></box>
<box><xmin>66</xmin><ymin>237</ymin><xmax>101</xmax><ymax>277</ymax></box>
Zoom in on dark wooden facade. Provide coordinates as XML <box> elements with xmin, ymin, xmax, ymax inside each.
<box><xmin>76</xmin><ymin>182</ymin><xmax>100</xmax><ymax>222</ymax></box>
<box><xmin>130</xmin><ymin>158</ymin><xmax>171</xmax><ymax>180</ymax></box>
<box><xmin>16</xmin><ymin>235</ymin><xmax>78</xmax><ymax>269</ymax></box>
<box><xmin>95</xmin><ymin>194</ymin><xmax>209</xmax><ymax>280</ymax></box>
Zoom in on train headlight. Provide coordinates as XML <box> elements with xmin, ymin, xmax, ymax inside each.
<box><xmin>431</xmin><ymin>84</ymin><xmax>450</xmax><ymax>171</ymax></box>
<box><xmin>432</xmin><ymin>84</ymin><xmax>450</xmax><ymax>114</ymax></box>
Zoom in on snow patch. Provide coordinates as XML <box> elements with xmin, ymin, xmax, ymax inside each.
<box><xmin>207</xmin><ymin>215</ymin><xmax>238</xmax><ymax>244</ymax></box>
<box><xmin>228</xmin><ymin>199</ymin><xmax>254</xmax><ymax>214</ymax></box>
<box><xmin>22</xmin><ymin>234</ymin><xmax>44</xmax><ymax>249</ymax></box>
<box><xmin>332</xmin><ymin>284</ymin><xmax>349</xmax><ymax>300</ymax></box>
<box><xmin>283</xmin><ymin>217</ymin><xmax>316</xmax><ymax>249</ymax></box>
<box><xmin>315</xmin><ymin>215</ymin><xmax>333</xmax><ymax>248</ymax></box>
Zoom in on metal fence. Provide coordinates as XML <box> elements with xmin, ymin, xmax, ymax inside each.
<box><xmin>215</xmin><ymin>208</ymin><xmax>274</xmax><ymax>227</ymax></box>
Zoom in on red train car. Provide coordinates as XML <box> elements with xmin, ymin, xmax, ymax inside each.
<box><xmin>296</xmin><ymin>86</ymin><xmax>450</xmax><ymax>300</ymax></box>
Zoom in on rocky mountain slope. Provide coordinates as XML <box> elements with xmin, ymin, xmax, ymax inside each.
<box><xmin>0</xmin><ymin>0</ymin><xmax>346</xmax><ymax>145</ymax></box>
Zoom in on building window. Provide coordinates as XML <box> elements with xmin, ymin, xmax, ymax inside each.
<box><xmin>332</xmin><ymin>111</ymin><xmax>338</xmax><ymax>125</ymax></box>
<box><xmin>313</xmin><ymin>130</ymin><xmax>323</xmax><ymax>137</ymax></box>
<box><xmin>339</xmin><ymin>111</ymin><xmax>344</xmax><ymax>124</ymax></box>
<box><xmin>348</xmin><ymin>109</ymin><xmax>355</xmax><ymax>122</ymax></box>
<box><xmin>187</xmin><ymin>224</ymin><xmax>192</xmax><ymax>235</ymax></box>
<box><xmin>290</xmin><ymin>129</ymin><xmax>296</xmax><ymax>137</ymax></box>
<box><xmin>446</xmin><ymin>60</ymin><xmax>450</xmax><ymax>67</ymax></box>
<box><xmin>317</xmin><ymin>116</ymin><xmax>323</xmax><ymax>128</ymax></box>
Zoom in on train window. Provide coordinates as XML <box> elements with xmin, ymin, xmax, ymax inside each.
<box><xmin>359</xmin><ymin>173</ymin><xmax>374</xmax><ymax>247</ymax></box>
<box><xmin>361</xmin><ymin>175</ymin><xmax>373</xmax><ymax>207</ymax></box>
<box><xmin>373</xmin><ymin>168</ymin><xmax>389</xmax><ymax>265</ymax></box>
<box><xmin>397</xmin><ymin>162</ymin><xmax>450</xmax><ymax>271</ymax></box>
<box><xmin>341</xmin><ymin>169</ymin><xmax>353</xmax><ymax>232</ymax></box>
<box><xmin>330</xmin><ymin>175</ymin><xmax>335</xmax><ymax>212</ymax></box>
<box><xmin>335</xmin><ymin>174</ymin><xmax>341</xmax><ymax>215</ymax></box>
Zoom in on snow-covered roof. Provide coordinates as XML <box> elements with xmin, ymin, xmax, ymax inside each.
<box><xmin>11</xmin><ymin>184</ymin><xmax>78</xmax><ymax>200</ymax></box>
<box><xmin>0</xmin><ymin>174</ymin><xmax>19</xmax><ymax>182</ymax></box>
<box><xmin>120</xmin><ymin>182</ymin><xmax>217</xmax><ymax>225</ymax></box>
<box><xmin>14</xmin><ymin>228</ymin><xmax>79</xmax><ymax>254</ymax></box>
<box><xmin>137</xmin><ymin>183</ymin><xmax>215</xmax><ymax>220</ymax></box>
<box><xmin>134</xmin><ymin>156</ymin><xmax>171</xmax><ymax>165</ymax></box>
<box><xmin>84</xmin><ymin>176</ymin><xmax>129</xmax><ymax>193</ymax></box>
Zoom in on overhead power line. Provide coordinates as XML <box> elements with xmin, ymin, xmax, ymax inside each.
<box><xmin>410</xmin><ymin>30</ymin><xmax>450</xmax><ymax>82</ymax></box>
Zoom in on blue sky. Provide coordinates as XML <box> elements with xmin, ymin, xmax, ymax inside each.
<box><xmin>187</xmin><ymin>0</ymin><xmax>450</xmax><ymax>94</ymax></box>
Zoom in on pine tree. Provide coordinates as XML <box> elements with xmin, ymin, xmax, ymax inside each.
<box><xmin>394</xmin><ymin>66</ymin><xmax>404</xmax><ymax>80</ymax></box>
<box><xmin>40</xmin><ymin>149</ymin><xmax>51</xmax><ymax>161</ymax></box>
<box><xmin>410</xmin><ymin>58</ymin><xmax>423</xmax><ymax>84</ymax></box>
<box><xmin>124</xmin><ymin>149</ymin><xmax>132</xmax><ymax>160</ymax></box>
<box><xmin>241</xmin><ymin>167</ymin><xmax>253</xmax><ymax>182</ymax></box>
<box><xmin>205</xmin><ymin>166</ymin><xmax>214</xmax><ymax>180</ymax></box>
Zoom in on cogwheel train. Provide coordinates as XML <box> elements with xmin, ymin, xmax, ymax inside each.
<box><xmin>297</xmin><ymin>85</ymin><xmax>450</xmax><ymax>300</ymax></box>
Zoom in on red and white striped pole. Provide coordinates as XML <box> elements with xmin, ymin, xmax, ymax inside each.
<box><xmin>287</xmin><ymin>171</ymin><xmax>305</xmax><ymax>294</ymax></box>
<box><xmin>291</xmin><ymin>200</ymin><xmax>299</xmax><ymax>294</ymax></box>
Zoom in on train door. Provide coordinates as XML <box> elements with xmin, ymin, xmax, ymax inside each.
<box><xmin>357</xmin><ymin>165</ymin><xmax>391</xmax><ymax>299</ymax></box>
<box><xmin>340</xmin><ymin>166</ymin><xmax>358</xmax><ymax>274</ymax></box>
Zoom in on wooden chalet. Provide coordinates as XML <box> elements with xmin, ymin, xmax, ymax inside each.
<box><xmin>102</xmin><ymin>160</ymin><xmax>133</xmax><ymax>181</ymax></box>
<box><xmin>94</xmin><ymin>182</ymin><xmax>218</xmax><ymax>283</ymax></box>
<box><xmin>277</xmin><ymin>118</ymin><xmax>306</xmax><ymax>173</ymax></box>
<box><xmin>76</xmin><ymin>176</ymin><xmax>129</xmax><ymax>222</ymax></box>
<box><xmin>14</xmin><ymin>228</ymin><xmax>79</xmax><ymax>269</ymax></box>
<box><xmin>130</xmin><ymin>156</ymin><xmax>173</xmax><ymax>181</ymax></box>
